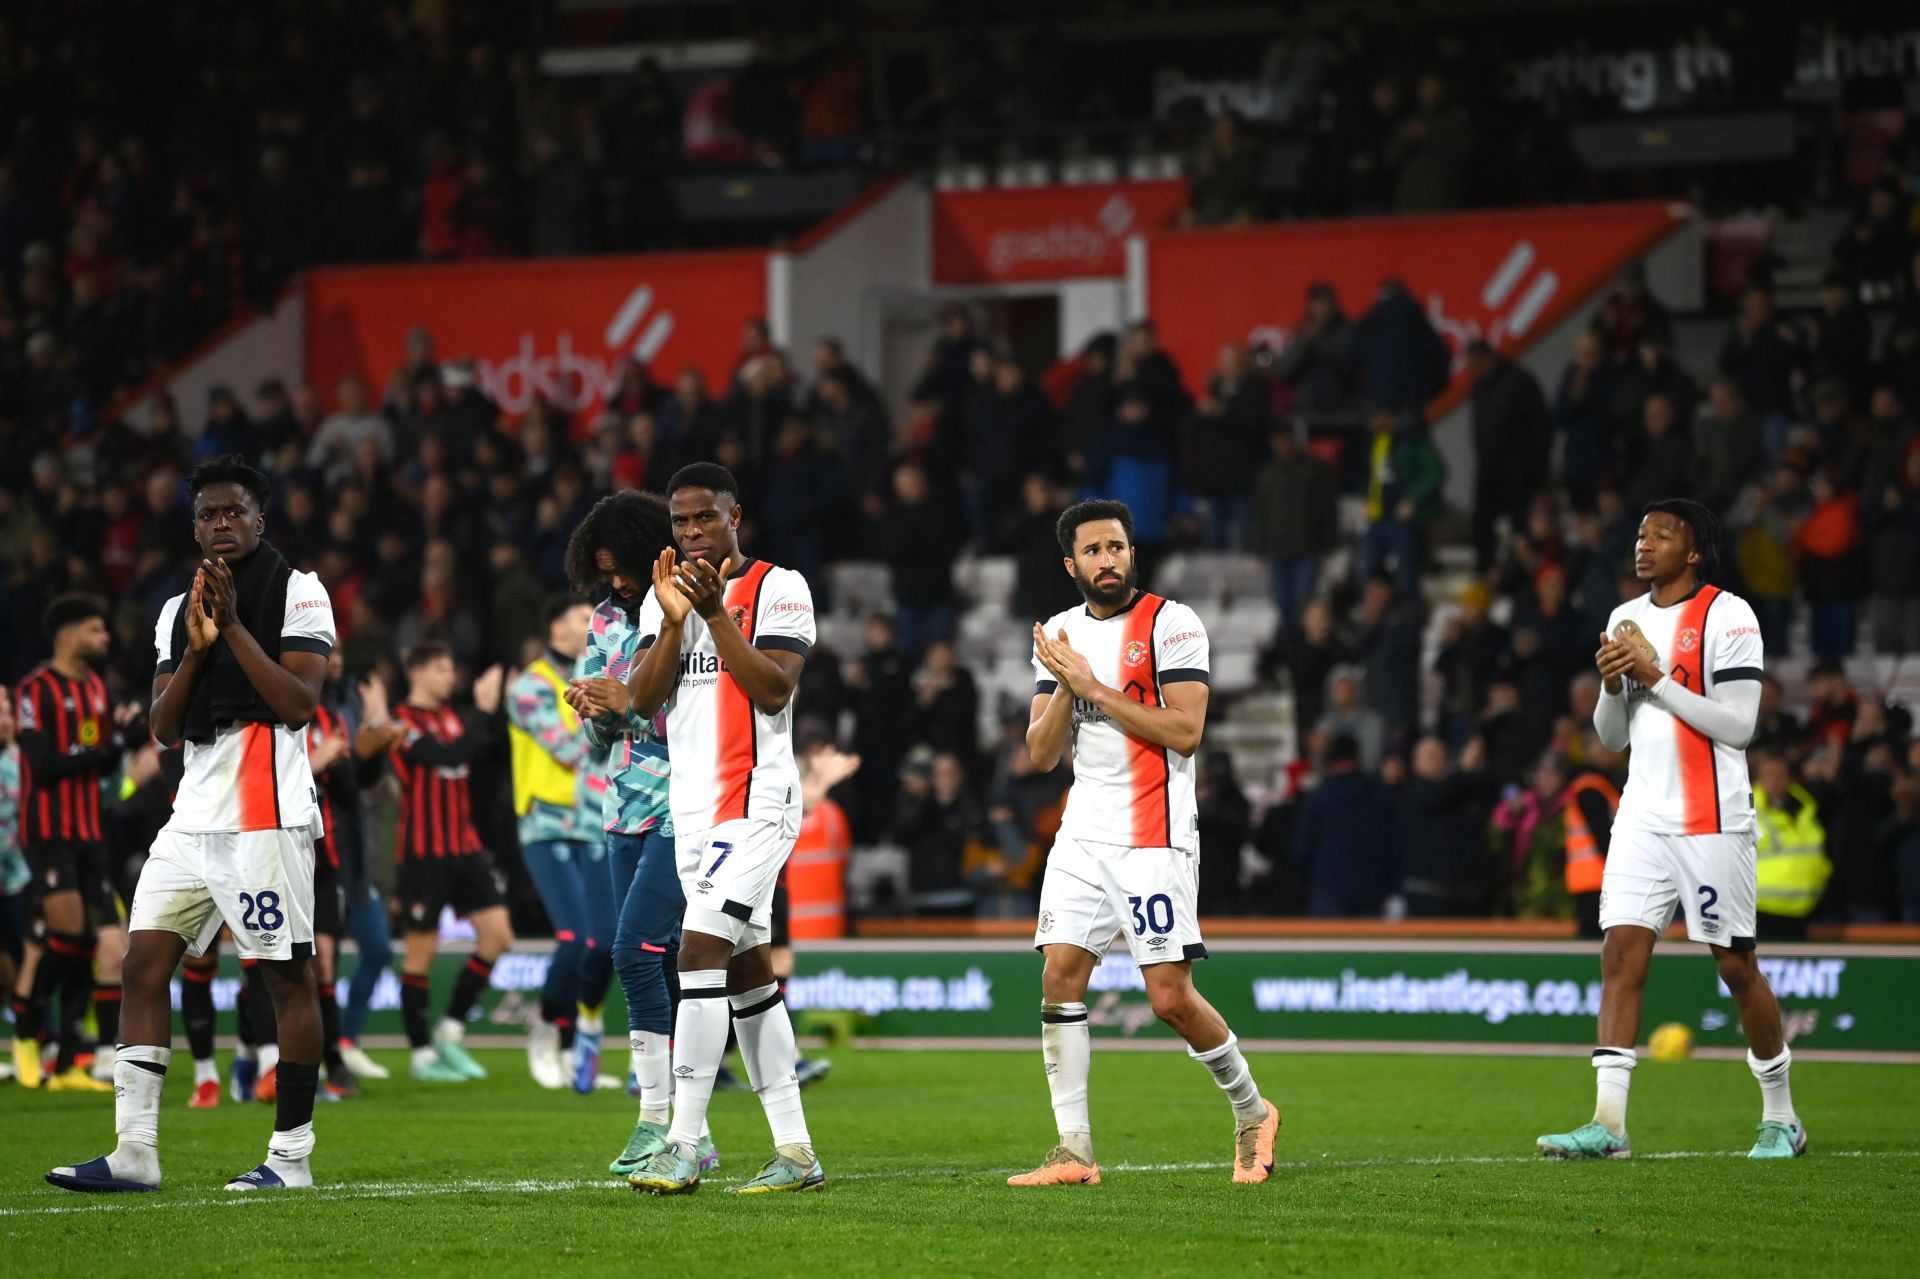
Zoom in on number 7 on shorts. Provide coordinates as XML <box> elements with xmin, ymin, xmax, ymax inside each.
<box><xmin>705</xmin><ymin>841</ymin><xmax>733</xmax><ymax>877</ymax></box>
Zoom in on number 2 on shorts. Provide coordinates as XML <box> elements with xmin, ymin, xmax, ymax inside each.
<box><xmin>1697</xmin><ymin>884</ymin><xmax>1720</xmax><ymax>922</ymax></box>
<box><xmin>705</xmin><ymin>841</ymin><xmax>734</xmax><ymax>878</ymax></box>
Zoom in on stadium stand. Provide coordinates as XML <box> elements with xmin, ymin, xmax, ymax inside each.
<box><xmin>2</xmin><ymin>0</ymin><xmax>1920</xmax><ymax>939</ymax></box>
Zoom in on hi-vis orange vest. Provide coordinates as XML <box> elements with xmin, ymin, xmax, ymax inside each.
<box><xmin>1563</xmin><ymin>772</ymin><xmax>1621</xmax><ymax>895</ymax></box>
<box><xmin>787</xmin><ymin>798</ymin><xmax>850</xmax><ymax>940</ymax></box>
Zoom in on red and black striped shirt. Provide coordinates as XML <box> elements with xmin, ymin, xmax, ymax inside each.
<box><xmin>15</xmin><ymin>666</ymin><xmax>115</xmax><ymax>846</ymax></box>
<box><xmin>306</xmin><ymin>705</ymin><xmax>346</xmax><ymax>871</ymax></box>
<box><xmin>392</xmin><ymin>702</ymin><xmax>487</xmax><ymax>860</ymax></box>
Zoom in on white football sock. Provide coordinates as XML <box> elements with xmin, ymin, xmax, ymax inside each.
<box><xmin>1190</xmin><ymin>1033</ymin><xmax>1267</xmax><ymax>1123</ymax></box>
<box><xmin>410</xmin><ymin>1045</ymin><xmax>439</xmax><ymax>1071</ymax></box>
<box><xmin>269</xmin><ymin>1121</ymin><xmax>316</xmax><ymax>1164</ymax></box>
<box><xmin>257</xmin><ymin>1043</ymin><xmax>280</xmax><ymax>1076</ymax></box>
<box><xmin>1748</xmin><ymin>1047</ymin><xmax>1797</xmax><ymax>1125</ymax></box>
<box><xmin>633</xmin><ymin>1030</ymin><xmax>671</xmax><ymax>1125</ymax></box>
<box><xmin>578</xmin><ymin>1007</ymin><xmax>604</xmax><ymax>1036</ymax></box>
<box><xmin>1041</xmin><ymin>1003</ymin><xmax>1093</xmax><ymax>1164</ymax></box>
<box><xmin>235</xmin><ymin>1042</ymin><xmax>257</xmax><ymax>1063</ymax></box>
<box><xmin>110</xmin><ymin>1045</ymin><xmax>169</xmax><ymax>1178</ymax></box>
<box><xmin>665</xmin><ymin>970</ymin><xmax>729</xmax><ymax>1150</ymax></box>
<box><xmin>1592</xmin><ymin>1046</ymin><xmax>1636</xmax><ymax>1135</ymax></box>
<box><xmin>731</xmin><ymin>983</ymin><xmax>811</xmax><ymax>1154</ymax></box>
<box><xmin>194</xmin><ymin>1058</ymin><xmax>220</xmax><ymax>1086</ymax></box>
<box><xmin>435</xmin><ymin>1017</ymin><xmax>465</xmax><ymax>1044</ymax></box>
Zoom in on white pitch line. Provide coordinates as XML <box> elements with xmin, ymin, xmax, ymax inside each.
<box><xmin>3</xmin><ymin>1150</ymin><xmax>1915</xmax><ymax>1218</ymax></box>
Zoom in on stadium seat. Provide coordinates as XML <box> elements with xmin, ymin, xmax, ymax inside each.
<box><xmin>1211</xmin><ymin>651</ymin><xmax>1259</xmax><ymax>697</ymax></box>
<box><xmin>826</xmin><ymin>561</ymin><xmax>894</xmax><ymax>619</ymax></box>
<box><xmin>955</xmin><ymin>557</ymin><xmax>1016</xmax><ymax>609</ymax></box>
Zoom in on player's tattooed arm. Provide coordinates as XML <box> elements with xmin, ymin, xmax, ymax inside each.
<box><xmin>678</xmin><ymin>558</ymin><xmax>804</xmax><ymax>716</ymax></box>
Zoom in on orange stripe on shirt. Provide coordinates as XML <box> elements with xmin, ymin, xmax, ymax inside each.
<box><xmin>1666</xmin><ymin>584</ymin><xmax>1722</xmax><ymax>836</ymax></box>
<box><xmin>714</xmin><ymin>560</ymin><xmax>771</xmax><ymax>824</ymax></box>
<box><xmin>1122</xmin><ymin>594</ymin><xmax>1171</xmax><ymax>848</ymax></box>
<box><xmin>236</xmin><ymin>721</ymin><xmax>280</xmax><ymax>832</ymax></box>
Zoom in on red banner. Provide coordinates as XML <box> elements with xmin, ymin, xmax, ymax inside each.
<box><xmin>932</xmin><ymin>179</ymin><xmax>1190</xmax><ymax>284</ymax></box>
<box><xmin>1143</xmin><ymin>202</ymin><xmax>1686</xmax><ymax>410</ymax></box>
<box><xmin>304</xmin><ymin>250</ymin><xmax>768</xmax><ymax>421</ymax></box>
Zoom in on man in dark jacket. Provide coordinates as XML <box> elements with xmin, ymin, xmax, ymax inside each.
<box><xmin>1252</xmin><ymin>426</ymin><xmax>1339</xmax><ymax>629</ymax></box>
<box><xmin>1718</xmin><ymin>285</ymin><xmax>1797</xmax><ymax>433</ymax></box>
<box><xmin>1466</xmin><ymin>341</ymin><xmax>1551</xmax><ymax>568</ymax></box>
<box><xmin>1353</xmin><ymin>280</ymin><xmax>1451</xmax><ymax>420</ymax></box>
<box><xmin>1180</xmin><ymin>342</ymin><xmax>1270</xmax><ymax>550</ymax></box>
<box><xmin>1393</xmin><ymin>736</ymin><xmax>1494</xmax><ymax>916</ymax></box>
<box><xmin>1692</xmin><ymin>379</ymin><xmax>1765</xmax><ymax>517</ymax></box>
<box><xmin>1293</xmin><ymin>734</ymin><xmax>1402</xmax><ymax>917</ymax></box>
<box><xmin>880</xmin><ymin>462</ymin><xmax>966</xmax><ymax>656</ymax></box>
<box><xmin>1273</xmin><ymin>283</ymin><xmax>1355</xmax><ymax>417</ymax></box>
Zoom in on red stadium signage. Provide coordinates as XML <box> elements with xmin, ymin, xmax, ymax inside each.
<box><xmin>304</xmin><ymin>249</ymin><xmax>768</xmax><ymax>420</ymax></box>
<box><xmin>1142</xmin><ymin>201</ymin><xmax>1687</xmax><ymax>411</ymax></box>
<box><xmin>931</xmin><ymin>179</ymin><xmax>1190</xmax><ymax>284</ymax></box>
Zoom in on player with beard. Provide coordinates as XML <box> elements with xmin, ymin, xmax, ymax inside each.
<box><xmin>48</xmin><ymin>455</ymin><xmax>334</xmax><ymax>1192</ymax></box>
<box><xmin>1010</xmin><ymin>499</ymin><xmax>1280</xmax><ymax>1187</ymax></box>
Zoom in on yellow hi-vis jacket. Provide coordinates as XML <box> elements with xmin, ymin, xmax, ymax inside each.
<box><xmin>1753</xmin><ymin>783</ymin><xmax>1832</xmax><ymax>919</ymax></box>
<box><xmin>508</xmin><ymin>658</ymin><xmax>580</xmax><ymax>819</ymax></box>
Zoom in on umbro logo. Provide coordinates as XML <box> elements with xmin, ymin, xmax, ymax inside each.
<box><xmin>696</xmin><ymin>880</ymin><xmax>713</xmax><ymax>891</ymax></box>
<box><xmin>674</xmin><ymin>1065</ymin><xmax>695</xmax><ymax>1077</ymax></box>
<box><xmin>259</xmin><ymin>933</ymin><xmax>277</xmax><ymax>943</ymax></box>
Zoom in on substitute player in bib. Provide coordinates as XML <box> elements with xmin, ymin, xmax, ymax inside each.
<box><xmin>48</xmin><ymin>455</ymin><xmax>334</xmax><ymax>1193</ymax></box>
<box><xmin>1539</xmin><ymin>499</ymin><xmax>1805</xmax><ymax>1161</ymax></box>
<box><xmin>1013</xmin><ymin>500</ymin><xmax>1279</xmax><ymax>1187</ymax></box>
<box><xmin>509</xmin><ymin>596</ymin><xmax>617</xmax><ymax>1092</ymax></box>
<box><xmin>622</xmin><ymin>463</ymin><xmax>823</xmax><ymax>1196</ymax></box>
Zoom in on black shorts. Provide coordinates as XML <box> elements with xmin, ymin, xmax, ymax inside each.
<box><xmin>1</xmin><ymin>891</ymin><xmax>26</xmax><ymax>962</ymax></box>
<box><xmin>313</xmin><ymin>857</ymin><xmax>345</xmax><ymax>940</ymax></box>
<box><xmin>770</xmin><ymin>881</ymin><xmax>791</xmax><ymax>949</ymax></box>
<box><xmin>398</xmin><ymin>852</ymin><xmax>507</xmax><ymax>933</ymax></box>
<box><xmin>25</xmin><ymin>839</ymin><xmax>120</xmax><ymax>926</ymax></box>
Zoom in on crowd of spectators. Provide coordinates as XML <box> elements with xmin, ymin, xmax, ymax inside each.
<box><xmin>6</xmin><ymin>4</ymin><xmax>1920</xmax><ymax>927</ymax></box>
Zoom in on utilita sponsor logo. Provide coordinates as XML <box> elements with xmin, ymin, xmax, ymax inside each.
<box><xmin>986</xmin><ymin>194</ymin><xmax>1137</xmax><ymax>275</ymax></box>
<box><xmin>474</xmin><ymin>284</ymin><xmax>676</xmax><ymax>415</ymax></box>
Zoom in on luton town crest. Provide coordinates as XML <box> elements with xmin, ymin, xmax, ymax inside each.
<box><xmin>1124</xmin><ymin>640</ymin><xmax>1147</xmax><ymax>667</ymax></box>
<box><xmin>1677</xmin><ymin>628</ymin><xmax>1699</xmax><ymax>653</ymax></box>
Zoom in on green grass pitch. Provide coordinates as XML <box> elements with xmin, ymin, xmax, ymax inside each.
<box><xmin>3</xmin><ymin>1049</ymin><xmax>1914</xmax><ymax>1276</ymax></box>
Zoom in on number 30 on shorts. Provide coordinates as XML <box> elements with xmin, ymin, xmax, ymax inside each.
<box><xmin>1128</xmin><ymin>893</ymin><xmax>1174</xmax><ymax>936</ymax></box>
<box><xmin>239</xmin><ymin>890</ymin><xmax>284</xmax><ymax>932</ymax></box>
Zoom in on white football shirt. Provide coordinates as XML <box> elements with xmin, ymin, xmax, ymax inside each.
<box><xmin>638</xmin><ymin>559</ymin><xmax>813</xmax><ymax>833</ymax></box>
<box><xmin>1603</xmin><ymin>583</ymin><xmax>1763</xmax><ymax>836</ymax></box>
<box><xmin>154</xmin><ymin>568</ymin><xmax>336</xmax><ymax>834</ymax></box>
<box><xmin>1033</xmin><ymin>591</ymin><xmax>1209</xmax><ymax>852</ymax></box>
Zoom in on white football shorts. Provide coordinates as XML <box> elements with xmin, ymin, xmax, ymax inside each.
<box><xmin>1033</xmin><ymin>834</ymin><xmax>1207</xmax><ymax>967</ymax></box>
<box><xmin>676</xmin><ymin>813</ymin><xmax>800</xmax><ymax>954</ymax></box>
<box><xmin>1599</xmin><ymin>827</ymin><xmax>1757</xmax><ymax>948</ymax></box>
<box><xmin>128</xmin><ymin>827</ymin><xmax>317</xmax><ymax>960</ymax></box>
